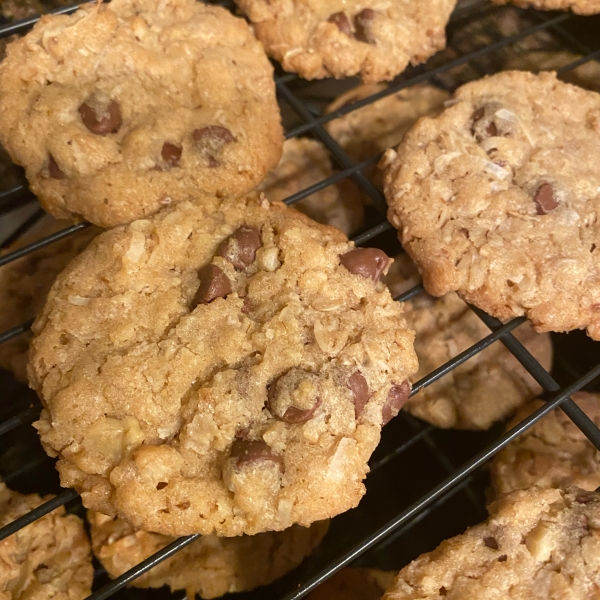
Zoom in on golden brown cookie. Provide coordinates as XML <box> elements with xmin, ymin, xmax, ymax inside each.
<box><xmin>0</xmin><ymin>483</ymin><xmax>93</xmax><ymax>600</ymax></box>
<box><xmin>29</xmin><ymin>193</ymin><xmax>418</xmax><ymax>537</ymax></box>
<box><xmin>307</xmin><ymin>568</ymin><xmax>395</xmax><ymax>600</ymax></box>
<box><xmin>89</xmin><ymin>511</ymin><xmax>328</xmax><ymax>599</ymax></box>
<box><xmin>384</xmin><ymin>254</ymin><xmax>553</xmax><ymax>430</ymax></box>
<box><xmin>0</xmin><ymin>0</ymin><xmax>283</xmax><ymax>228</ymax></box>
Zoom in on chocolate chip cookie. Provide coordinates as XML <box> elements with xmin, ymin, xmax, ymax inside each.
<box><xmin>0</xmin><ymin>0</ymin><xmax>283</xmax><ymax>228</ymax></box>
<box><xmin>491</xmin><ymin>392</ymin><xmax>600</xmax><ymax>498</ymax></box>
<box><xmin>29</xmin><ymin>193</ymin><xmax>418</xmax><ymax>537</ymax></box>
<box><xmin>383</xmin><ymin>71</ymin><xmax>600</xmax><ymax>340</ymax></box>
<box><xmin>385</xmin><ymin>254</ymin><xmax>553</xmax><ymax>430</ymax></box>
<box><xmin>0</xmin><ymin>483</ymin><xmax>93</xmax><ymax>600</ymax></box>
<box><xmin>492</xmin><ymin>0</ymin><xmax>600</xmax><ymax>14</ymax></box>
<box><xmin>89</xmin><ymin>511</ymin><xmax>328</xmax><ymax>599</ymax></box>
<box><xmin>0</xmin><ymin>217</ymin><xmax>99</xmax><ymax>382</ymax></box>
<box><xmin>233</xmin><ymin>0</ymin><xmax>457</xmax><ymax>82</ymax></box>
<box><xmin>383</xmin><ymin>486</ymin><xmax>600</xmax><ymax>600</ymax></box>
<box><xmin>307</xmin><ymin>568</ymin><xmax>395</xmax><ymax>600</ymax></box>
<box><xmin>259</xmin><ymin>138</ymin><xmax>363</xmax><ymax>235</ymax></box>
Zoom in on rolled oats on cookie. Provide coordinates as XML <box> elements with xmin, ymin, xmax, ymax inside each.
<box><xmin>0</xmin><ymin>0</ymin><xmax>283</xmax><ymax>228</ymax></box>
<box><xmin>384</xmin><ymin>71</ymin><xmax>600</xmax><ymax>340</ymax></box>
<box><xmin>28</xmin><ymin>193</ymin><xmax>418</xmax><ymax>537</ymax></box>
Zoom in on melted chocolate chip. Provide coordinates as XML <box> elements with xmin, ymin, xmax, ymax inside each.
<box><xmin>48</xmin><ymin>155</ymin><xmax>65</xmax><ymax>179</ymax></box>
<box><xmin>218</xmin><ymin>226</ymin><xmax>262</xmax><ymax>269</ymax></box>
<box><xmin>498</xmin><ymin>555</ymin><xmax>507</xmax><ymax>562</ymax></box>
<box><xmin>340</xmin><ymin>248</ymin><xmax>389</xmax><ymax>282</ymax></box>
<box><xmin>348</xmin><ymin>371</ymin><xmax>370</xmax><ymax>419</ymax></box>
<box><xmin>533</xmin><ymin>183</ymin><xmax>558</xmax><ymax>215</ymax></box>
<box><xmin>268</xmin><ymin>368</ymin><xmax>321</xmax><ymax>424</ymax></box>
<box><xmin>192</xmin><ymin>264</ymin><xmax>232</xmax><ymax>306</ymax></box>
<box><xmin>161</xmin><ymin>142</ymin><xmax>182</xmax><ymax>168</ymax></box>
<box><xmin>79</xmin><ymin>97</ymin><xmax>122</xmax><ymax>135</ymax></box>
<box><xmin>382</xmin><ymin>381</ymin><xmax>411</xmax><ymax>425</ymax></box>
<box><xmin>193</xmin><ymin>126</ymin><xmax>235</xmax><ymax>167</ymax></box>
<box><xmin>354</xmin><ymin>8</ymin><xmax>376</xmax><ymax>44</ymax></box>
<box><xmin>231</xmin><ymin>439</ymin><xmax>283</xmax><ymax>470</ymax></box>
<box><xmin>484</xmin><ymin>536</ymin><xmax>499</xmax><ymax>550</ymax></box>
<box><xmin>328</xmin><ymin>11</ymin><xmax>352</xmax><ymax>36</ymax></box>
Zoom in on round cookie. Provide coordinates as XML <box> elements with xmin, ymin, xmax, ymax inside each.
<box><xmin>490</xmin><ymin>392</ymin><xmax>600</xmax><ymax>498</ymax></box>
<box><xmin>258</xmin><ymin>138</ymin><xmax>364</xmax><ymax>235</ymax></box>
<box><xmin>0</xmin><ymin>483</ymin><xmax>93</xmax><ymax>600</ymax></box>
<box><xmin>28</xmin><ymin>193</ymin><xmax>418</xmax><ymax>537</ymax></box>
<box><xmin>383</xmin><ymin>71</ymin><xmax>600</xmax><ymax>340</ymax></box>
<box><xmin>307</xmin><ymin>568</ymin><xmax>395</xmax><ymax>600</ymax></box>
<box><xmin>383</xmin><ymin>486</ymin><xmax>600</xmax><ymax>600</ymax></box>
<box><xmin>0</xmin><ymin>0</ymin><xmax>283</xmax><ymax>228</ymax></box>
<box><xmin>0</xmin><ymin>217</ymin><xmax>100</xmax><ymax>382</ymax></box>
<box><xmin>492</xmin><ymin>0</ymin><xmax>600</xmax><ymax>15</ymax></box>
<box><xmin>384</xmin><ymin>254</ymin><xmax>553</xmax><ymax>430</ymax></box>
<box><xmin>89</xmin><ymin>511</ymin><xmax>328</xmax><ymax>599</ymax></box>
<box><xmin>232</xmin><ymin>0</ymin><xmax>458</xmax><ymax>82</ymax></box>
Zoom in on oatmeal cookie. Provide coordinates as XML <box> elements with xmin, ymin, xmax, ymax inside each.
<box><xmin>0</xmin><ymin>483</ymin><xmax>93</xmax><ymax>600</ymax></box>
<box><xmin>307</xmin><ymin>568</ymin><xmax>395</xmax><ymax>600</ymax></box>
<box><xmin>89</xmin><ymin>511</ymin><xmax>328</xmax><ymax>599</ymax></box>
<box><xmin>259</xmin><ymin>138</ymin><xmax>363</xmax><ymax>235</ymax></box>
<box><xmin>383</xmin><ymin>486</ymin><xmax>600</xmax><ymax>600</ymax></box>
<box><xmin>0</xmin><ymin>0</ymin><xmax>283</xmax><ymax>228</ymax></box>
<box><xmin>491</xmin><ymin>392</ymin><xmax>600</xmax><ymax>497</ymax></box>
<box><xmin>0</xmin><ymin>217</ymin><xmax>99</xmax><ymax>382</ymax></box>
<box><xmin>383</xmin><ymin>71</ymin><xmax>600</xmax><ymax>339</ymax></box>
<box><xmin>385</xmin><ymin>254</ymin><xmax>553</xmax><ymax>430</ymax></box>
<box><xmin>28</xmin><ymin>193</ymin><xmax>418</xmax><ymax>537</ymax></box>
<box><xmin>492</xmin><ymin>0</ymin><xmax>600</xmax><ymax>15</ymax></box>
<box><xmin>233</xmin><ymin>0</ymin><xmax>457</xmax><ymax>82</ymax></box>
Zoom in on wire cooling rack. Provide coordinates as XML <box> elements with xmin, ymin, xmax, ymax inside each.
<box><xmin>2</xmin><ymin>1</ymin><xmax>600</xmax><ymax>598</ymax></box>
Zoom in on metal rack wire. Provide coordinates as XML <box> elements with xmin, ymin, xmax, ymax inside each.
<box><xmin>1</xmin><ymin>1</ymin><xmax>600</xmax><ymax>599</ymax></box>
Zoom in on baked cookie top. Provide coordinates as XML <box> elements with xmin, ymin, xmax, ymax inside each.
<box><xmin>29</xmin><ymin>193</ymin><xmax>418</xmax><ymax>537</ymax></box>
<box><xmin>89</xmin><ymin>511</ymin><xmax>328</xmax><ymax>599</ymax></box>
<box><xmin>492</xmin><ymin>0</ymin><xmax>600</xmax><ymax>14</ymax></box>
<box><xmin>383</xmin><ymin>71</ymin><xmax>600</xmax><ymax>339</ymax></box>
<box><xmin>0</xmin><ymin>217</ymin><xmax>99</xmax><ymax>382</ymax></box>
<box><xmin>307</xmin><ymin>568</ymin><xmax>395</xmax><ymax>600</ymax></box>
<box><xmin>491</xmin><ymin>392</ymin><xmax>600</xmax><ymax>498</ymax></box>
<box><xmin>233</xmin><ymin>0</ymin><xmax>457</xmax><ymax>82</ymax></box>
<box><xmin>383</xmin><ymin>486</ymin><xmax>600</xmax><ymax>600</ymax></box>
<box><xmin>0</xmin><ymin>0</ymin><xmax>283</xmax><ymax>228</ymax></box>
<box><xmin>0</xmin><ymin>483</ymin><xmax>93</xmax><ymax>600</ymax></box>
<box><xmin>384</xmin><ymin>254</ymin><xmax>553</xmax><ymax>430</ymax></box>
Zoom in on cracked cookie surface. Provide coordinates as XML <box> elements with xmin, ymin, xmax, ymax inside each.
<box><xmin>89</xmin><ymin>511</ymin><xmax>328</xmax><ymax>599</ymax></box>
<box><xmin>233</xmin><ymin>0</ymin><xmax>457</xmax><ymax>82</ymax></box>
<box><xmin>29</xmin><ymin>193</ymin><xmax>417</xmax><ymax>536</ymax></box>
<box><xmin>383</xmin><ymin>71</ymin><xmax>600</xmax><ymax>340</ymax></box>
<box><xmin>492</xmin><ymin>0</ymin><xmax>600</xmax><ymax>14</ymax></box>
<box><xmin>0</xmin><ymin>483</ymin><xmax>93</xmax><ymax>600</ymax></box>
<box><xmin>383</xmin><ymin>486</ymin><xmax>600</xmax><ymax>600</ymax></box>
<box><xmin>0</xmin><ymin>0</ymin><xmax>283</xmax><ymax>227</ymax></box>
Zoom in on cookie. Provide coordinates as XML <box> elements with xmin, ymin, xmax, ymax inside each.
<box><xmin>490</xmin><ymin>392</ymin><xmax>600</xmax><ymax>498</ymax></box>
<box><xmin>383</xmin><ymin>486</ymin><xmax>600</xmax><ymax>600</ymax></box>
<box><xmin>89</xmin><ymin>511</ymin><xmax>328</xmax><ymax>599</ymax></box>
<box><xmin>0</xmin><ymin>0</ymin><xmax>283</xmax><ymax>228</ymax></box>
<box><xmin>0</xmin><ymin>217</ymin><xmax>99</xmax><ymax>382</ymax></box>
<box><xmin>492</xmin><ymin>0</ymin><xmax>600</xmax><ymax>15</ymax></box>
<box><xmin>383</xmin><ymin>71</ymin><xmax>600</xmax><ymax>340</ymax></box>
<box><xmin>233</xmin><ymin>0</ymin><xmax>458</xmax><ymax>82</ymax></box>
<box><xmin>0</xmin><ymin>483</ymin><xmax>93</xmax><ymax>600</ymax></box>
<box><xmin>307</xmin><ymin>568</ymin><xmax>395</xmax><ymax>600</ymax></box>
<box><xmin>28</xmin><ymin>193</ymin><xmax>418</xmax><ymax>537</ymax></box>
<box><xmin>258</xmin><ymin>138</ymin><xmax>364</xmax><ymax>235</ymax></box>
<box><xmin>384</xmin><ymin>254</ymin><xmax>553</xmax><ymax>430</ymax></box>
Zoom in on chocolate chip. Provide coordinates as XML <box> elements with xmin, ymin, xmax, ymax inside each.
<box><xmin>328</xmin><ymin>11</ymin><xmax>352</xmax><ymax>36</ymax></box>
<box><xmin>218</xmin><ymin>226</ymin><xmax>262</xmax><ymax>269</ymax></box>
<box><xmin>439</xmin><ymin>588</ymin><xmax>448</xmax><ymax>597</ymax></box>
<box><xmin>576</xmin><ymin>493</ymin><xmax>595</xmax><ymax>504</ymax></box>
<box><xmin>193</xmin><ymin>126</ymin><xmax>235</xmax><ymax>167</ymax></box>
<box><xmin>268</xmin><ymin>368</ymin><xmax>321</xmax><ymax>424</ymax></box>
<box><xmin>340</xmin><ymin>248</ymin><xmax>389</xmax><ymax>282</ymax></box>
<box><xmin>348</xmin><ymin>371</ymin><xmax>370</xmax><ymax>419</ymax></box>
<box><xmin>533</xmin><ymin>183</ymin><xmax>558</xmax><ymax>215</ymax></box>
<box><xmin>79</xmin><ymin>96</ymin><xmax>122</xmax><ymax>135</ymax></box>
<box><xmin>230</xmin><ymin>439</ymin><xmax>283</xmax><ymax>470</ymax></box>
<box><xmin>498</xmin><ymin>555</ymin><xmax>507</xmax><ymax>562</ymax></box>
<box><xmin>192</xmin><ymin>264</ymin><xmax>232</xmax><ymax>306</ymax></box>
<box><xmin>241</xmin><ymin>297</ymin><xmax>252</xmax><ymax>314</ymax></box>
<box><xmin>156</xmin><ymin>482</ymin><xmax>168</xmax><ymax>490</ymax></box>
<box><xmin>484</xmin><ymin>536</ymin><xmax>499</xmax><ymax>550</ymax></box>
<box><xmin>354</xmin><ymin>8</ymin><xmax>376</xmax><ymax>44</ymax></box>
<box><xmin>472</xmin><ymin>103</ymin><xmax>514</xmax><ymax>141</ymax></box>
<box><xmin>486</xmin><ymin>122</ymin><xmax>498</xmax><ymax>137</ymax></box>
<box><xmin>48</xmin><ymin>155</ymin><xmax>65</xmax><ymax>179</ymax></box>
<box><xmin>161</xmin><ymin>142</ymin><xmax>182</xmax><ymax>168</ymax></box>
<box><xmin>382</xmin><ymin>381</ymin><xmax>411</xmax><ymax>425</ymax></box>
